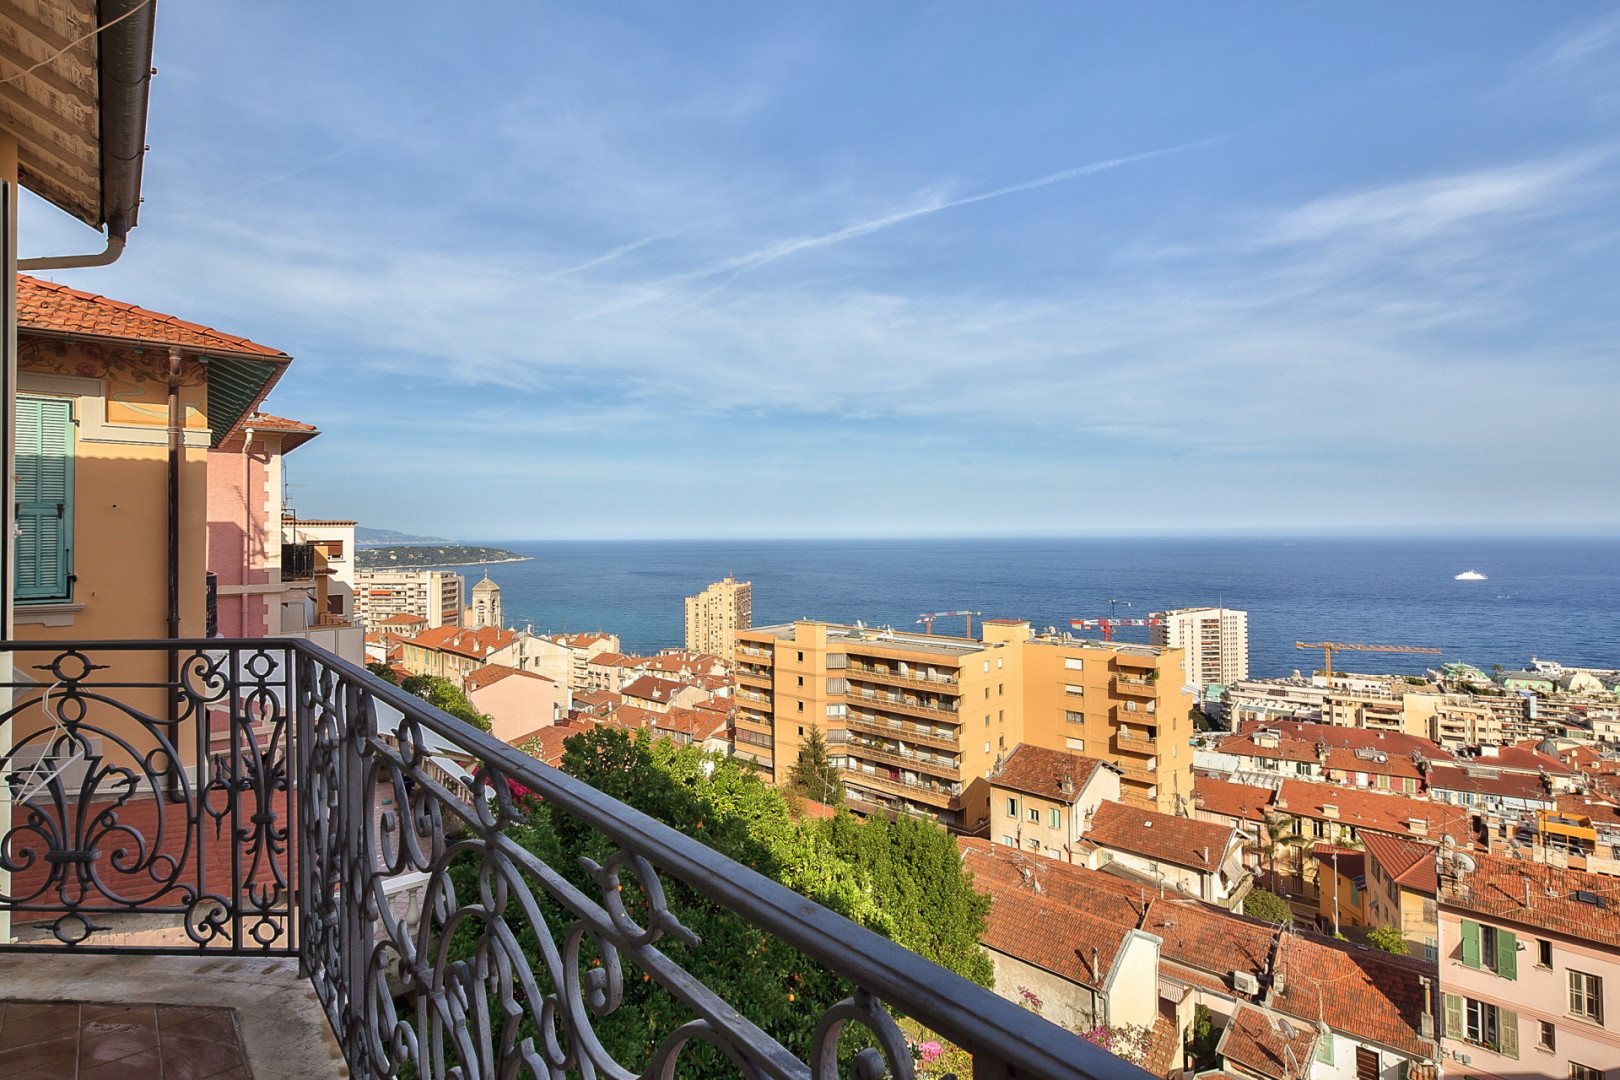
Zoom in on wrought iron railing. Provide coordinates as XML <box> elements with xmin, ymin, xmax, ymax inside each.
<box><xmin>0</xmin><ymin>638</ymin><xmax>1147</xmax><ymax>1080</ymax></box>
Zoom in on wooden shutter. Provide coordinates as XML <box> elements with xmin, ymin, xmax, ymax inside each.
<box><xmin>14</xmin><ymin>397</ymin><xmax>73</xmax><ymax>601</ymax></box>
<box><xmin>1355</xmin><ymin>1046</ymin><xmax>1379</xmax><ymax>1080</ymax></box>
<box><xmin>1496</xmin><ymin>930</ymin><xmax>1516</xmax><ymax>979</ymax></box>
<box><xmin>1443</xmin><ymin>993</ymin><xmax>1463</xmax><ymax>1039</ymax></box>
<box><xmin>1498</xmin><ymin>1009</ymin><xmax>1518</xmax><ymax>1059</ymax></box>
<box><xmin>1460</xmin><ymin>919</ymin><xmax>1480</xmax><ymax>969</ymax></box>
<box><xmin>1316</xmin><ymin>1032</ymin><xmax>1334</xmax><ymax>1065</ymax></box>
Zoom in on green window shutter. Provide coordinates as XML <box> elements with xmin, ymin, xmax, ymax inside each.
<box><xmin>1443</xmin><ymin>993</ymin><xmax>1463</xmax><ymax>1040</ymax></box>
<box><xmin>1460</xmin><ymin>919</ymin><xmax>1480</xmax><ymax>969</ymax></box>
<box><xmin>1316</xmin><ymin>1032</ymin><xmax>1333</xmax><ymax>1065</ymax></box>
<box><xmin>14</xmin><ymin>397</ymin><xmax>73</xmax><ymax>602</ymax></box>
<box><xmin>1049</xmin><ymin>807</ymin><xmax>1061</xmax><ymax>829</ymax></box>
<box><xmin>1496</xmin><ymin>929</ymin><xmax>1516</xmax><ymax>979</ymax></box>
<box><xmin>1498</xmin><ymin>1009</ymin><xmax>1518</xmax><ymax>1059</ymax></box>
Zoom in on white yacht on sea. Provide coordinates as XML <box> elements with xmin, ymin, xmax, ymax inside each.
<box><xmin>1454</xmin><ymin>569</ymin><xmax>1488</xmax><ymax>581</ymax></box>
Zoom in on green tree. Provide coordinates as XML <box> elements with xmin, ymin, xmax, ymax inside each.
<box><xmin>1367</xmin><ymin>924</ymin><xmax>1410</xmax><ymax>954</ymax></box>
<box><xmin>790</xmin><ymin>723</ymin><xmax>845</xmax><ymax>806</ymax></box>
<box><xmin>440</xmin><ymin>726</ymin><xmax>994</xmax><ymax>1079</ymax></box>
<box><xmin>1243</xmin><ymin>886</ymin><xmax>1293</xmax><ymax>925</ymax></box>
<box><xmin>365</xmin><ymin>661</ymin><xmax>397</xmax><ymax>684</ymax></box>
<box><xmin>401</xmin><ymin>673</ymin><xmax>491</xmax><ymax>732</ymax></box>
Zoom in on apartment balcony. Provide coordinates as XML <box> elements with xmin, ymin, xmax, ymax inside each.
<box><xmin>735</xmin><ymin>689</ymin><xmax>771</xmax><ymax>706</ymax></box>
<box><xmin>735</xmin><ymin>644</ymin><xmax>772</xmax><ymax>660</ymax></box>
<box><xmin>844</xmin><ymin>686</ymin><xmax>959</xmax><ymax>723</ymax></box>
<box><xmin>844</xmin><ymin>738</ymin><xmax>962</xmax><ymax>780</ymax></box>
<box><xmin>1112</xmin><ymin>651</ymin><xmax>1158</xmax><ymax>670</ymax></box>
<box><xmin>1112</xmin><ymin>674</ymin><xmax>1157</xmax><ymax>699</ymax></box>
<box><xmin>843</xmin><ymin>663</ymin><xmax>960</xmax><ymax>692</ymax></box>
<box><xmin>844</xmin><ymin>712</ymin><xmax>961</xmax><ymax>750</ymax></box>
<box><xmin>0</xmin><ymin>638</ymin><xmax>1140</xmax><ymax>1080</ymax></box>
<box><xmin>735</xmin><ymin>665</ymin><xmax>772</xmax><ymax>686</ymax></box>
<box><xmin>841</xmin><ymin>767</ymin><xmax>960</xmax><ymax>810</ymax></box>
<box><xmin>1114</xmin><ymin>727</ymin><xmax>1159</xmax><ymax>752</ymax></box>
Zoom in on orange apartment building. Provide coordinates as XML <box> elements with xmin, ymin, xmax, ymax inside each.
<box><xmin>732</xmin><ymin>618</ymin><xmax>1194</xmax><ymax>829</ymax></box>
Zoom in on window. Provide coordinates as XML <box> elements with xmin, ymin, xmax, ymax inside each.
<box><xmin>327</xmin><ymin>594</ymin><xmax>344</xmax><ymax>615</ymax></box>
<box><xmin>998</xmin><ymin>683</ymin><xmax>1003</xmax><ymax>695</ymax></box>
<box><xmin>984</xmin><ymin>716</ymin><xmax>989</xmax><ymax>727</ymax></box>
<box><xmin>796</xmin><ymin>701</ymin><xmax>804</xmax><ymax>712</ymax></box>
<box><xmin>15</xmin><ymin>396</ymin><xmax>75</xmax><ymax>603</ymax></box>
<box><xmin>998</xmin><ymin>735</ymin><xmax>1004</xmax><ymax>749</ymax></box>
<box><xmin>796</xmin><ymin>676</ymin><xmax>804</xmax><ymax>687</ymax></box>
<box><xmin>1569</xmin><ymin>970</ymin><xmax>1603</xmax><ymax>1024</ymax></box>
<box><xmin>997</xmin><ymin>658</ymin><xmax>1003</xmax><ymax>669</ymax></box>
<box><xmin>1065</xmin><ymin>711</ymin><xmax>1085</xmax><ymax>724</ymax></box>
<box><xmin>1424</xmin><ymin>936</ymin><xmax>1438</xmax><ymax>963</ymax></box>
<box><xmin>1002</xmin><ymin>835</ymin><xmax>1015</xmax><ymax>847</ymax></box>
<box><xmin>984</xmin><ymin>688</ymin><xmax>989</xmax><ymax>700</ymax></box>
<box><xmin>1538</xmin><ymin>1020</ymin><xmax>1555</xmax><ymax>1051</ymax></box>
<box><xmin>1315</xmin><ymin>1032</ymin><xmax>1333</xmax><ymax>1065</ymax></box>
<box><xmin>1049</xmin><ymin>807</ymin><xmax>1061</xmax><ymax>829</ymax></box>
<box><xmin>797</xmin><ymin>726</ymin><xmax>804</xmax><ymax>737</ymax></box>
<box><xmin>319</xmin><ymin>540</ymin><xmax>345</xmax><ymax>559</ymax></box>
<box><xmin>1066</xmin><ymin>738</ymin><xmax>1084</xmax><ymax>751</ymax></box>
<box><xmin>1065</xmin><ymin>658</ymin><xmax>1083</xmax><ymax>670</ymax></box>
<box><xmin>1539</xmin><ymin>939</ymin><xmax>1553</xmax><ymax>968</ymax></box>
<box><xmin>1571</xmin><ymin>1064</ymin><xmax>1604</xmax><ymax>1080</ymax></box>
<box><xmin>1460</xmin><ymin>920</ymin><xmax>1518</xmax><ymax>979</ymax></box>
<box><xmin>1065</xmin><ymin>684</ymin><xmax>1084</xmax><ymax>696</ymax></box>
<box><xmin>1006</xmin><ymin>798</ymin><xmax>1017</xmax><ymax>817</ymax></box>
<box><xmin>983</xmin><ymin>661</ymin><xmax>989</xmax><ymax>673</ymax></box>
<box><xmin>1444</xmin><ymin>994</ymin><xmax>1518</xmax><ymax>1058</ymax></box>
<box><xmin>984</xmin><ymin>742</ymin><xmax>990</xmax><ymax>753</ymax></box>
<box><xmin>998</xmin><ymin>709</ymin><xmax>1003</xmax><ymax>722</ymax></box>
<box><xmin>797</xmin><ymin>651</ymin><xmax>804</xmax><ymax>662</ymax></box>
<box><xmin>826</xmin><ymin>704</ymin><xmax>846</xmax><ymax>718</ymax></box>
<box><xmin>1028</xmin><ymin>808</ymin><xmax>1039</xmax><ymax>823</ymax></box>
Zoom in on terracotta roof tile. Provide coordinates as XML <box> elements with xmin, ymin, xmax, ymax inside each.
<box><xmin>1424</xmin><ymin>764</ymin><xmax>1552</xmax><ymax>802</ymax></box>
<box><xmin>1195</xmin><ymin>777</ymin><xmax>1275</xmax><ymax>824</ymax></box>
<box><xmin>1275</xmin><ymin>780</ymin><xmax>1472</xmax><ymax>846</ymax></box>
<box><xmin>18</xmin><ymin>274</ymin><xmax>289</xmax><ymax>359</ymax></box>
<box><xmin>1268</xmin><ymin>933</ymin><xmax>1437</xmax><ymax>1059</ymax></box>
<box><xmin>1360</xmin><ymin>833</ymin><xmax>1438</xmax><ymax>894</ymax></box>
<box><xmin>1216</xmin><ymin>1002</ymin><xmax>1317</xmax><ymax>1080</ymax></box>
<box><xmin>465</xmin><ymin>663</ymin><xmax>552</xmax><ymax>692</ymax></box>
<box><xmin>1088</xmin><ymin>801</ymin><xmax>1236</xmax><ymax>872</ymax></box>
<box><xmin>958</xmin><ymin>837</ymin><xmax>1146</xmax><ymax>987</ymax></box>
<box><xmin>1438</xmin><ymin>848</ymin><xmax>1620</xmax><ymax>948</ymax></box>
<box><xmin>621</xmin><ymin>675</ymin><xmax>686</xmax><ymax>703</ymax></box>
<box><xmin>991</xmin><ymin>744</ymin><xmax>1112</xmax><ymax>803</ymax></box>
<box><xmin>1142</xmin><ymin>897</ymin><xmax>1278</xmax><ymax>998</ymax></box>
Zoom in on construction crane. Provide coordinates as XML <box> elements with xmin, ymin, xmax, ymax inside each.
<box><xmin>1295</xmin><ymin>641</ymin><xmax>1442</xmax><ymax>681</ymax></box>
<box><xmin>1070</xmin><ymin>617</ymin><xmax>1160</xmax><ymax>642</ymax></box>
<box><xmin>1092</xmin><ymin>598</ymin><xmax>1132</xmax><ymax>619</ymax></box>
<box><xmin>917</xmin><ymin>611</ymin><xmax>980</xmax><ymax>637</ymax></box>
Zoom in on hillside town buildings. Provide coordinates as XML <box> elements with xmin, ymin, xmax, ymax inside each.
<box><xmin>355</xmin><ymin>566</ymin><xmax>465</xmax><ymax>628</ymax></box>
<box><xmin>1152</xmin><ymin>606</ymin><xmax>1250</xmax><ymax>688</ymax></box>
<box><xmin>685</xmin><ymin>575</ymin><xmax>751</xmax><ymax>657</ymax></box>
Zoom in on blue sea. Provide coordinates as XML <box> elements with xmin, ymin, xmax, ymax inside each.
<box><xmin>454</xmin><ymin>537</ymin><xmax>1620</xmax><ymax>679</ymax></box>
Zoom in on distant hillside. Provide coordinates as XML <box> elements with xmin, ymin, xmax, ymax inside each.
<box><xmin>356</xmin><ymin>526</ymin><xmax>456</xmax><ymax>548</ymax></box>
<box><xmin>355</xmin><ymin>545</ymin><xmax>529</xmax><ymax>569</ymax></box>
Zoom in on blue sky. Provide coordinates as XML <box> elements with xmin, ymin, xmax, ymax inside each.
<box><xmin>20</xmin><ymin>3</ymin><xmax>1620</xmax><ymax>539</ymax></box>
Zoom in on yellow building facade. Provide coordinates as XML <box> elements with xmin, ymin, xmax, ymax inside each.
<box><xmin>734</xmin><ymin>618</ymin><xmax>1194</xmax><ymax>828</ymax></box>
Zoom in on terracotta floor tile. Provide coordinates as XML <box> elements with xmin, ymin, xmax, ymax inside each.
<box><xmin>0</xmin><ymin>1005</ymin><xmax>79</xmax><ymax>1051</ymax></box>
<box><xmin>80</xmin><ymin>1028</ymin><xmax>162</xmax><ymax>1068</ymax></box>
<box><xmin>158</xmin><ymin>1034</ymin><xmax>248</xmax><ymax>1080</ymax></box>
<box><xmin>155</xmin><ymin>1007</ymin><xmax>237</xmax><ymax>1042</ymax></box>
<box><xmin>79</xmin><ymin>1045</ymin><xmax>161</xmax><ymax>1080</ymax></box>
<box><xmin>0</xmin><ymin>1032</ymin><xmax>79</xmax><ymax>1075</ymax></box>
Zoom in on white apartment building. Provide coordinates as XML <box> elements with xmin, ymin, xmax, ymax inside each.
<box><xmin>355</xmin><ymin>567</ymin><xmax>465</xmax><ymax>629</ymax></box>
<box><xmin>1152</xmin><ymin>606</ymin><xmax>1249</xmax><ymax>688</ymax></box>
<box><xmin>684</xmin><ymin>576</ymin><xmax>751</xmax><ymax>657</ymax></box>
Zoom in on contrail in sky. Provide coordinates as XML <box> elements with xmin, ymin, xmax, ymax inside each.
<box><xmin>549</xmin><ymin>234</ymin><xmax>667</xmax><ymax>280</ymax></box>
<box><xmin>686</xmin><ymin>142</ymin><xmax>1205</xmax><ymax>306</ymax></box>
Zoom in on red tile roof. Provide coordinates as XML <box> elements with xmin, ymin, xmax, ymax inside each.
<box><xmin>1216</xmin><ymin>1002</ymin><xmax>1317</xmax><ymax>1080</ymax></box>
<box><xmin>465</xmin><ymin>663</ymin><xmax>553</xmax><ymax>693</ymax></box>
<box><xmin>1423</xmin><ymin>764</ymin><xmax>1553</xmax><ymax>802</ymax></box>
<box><xmin>18</xmin><ymin>275</ymin><xmax>290</xmax><ymax>359</ymax></box>
<box><xmin>1438</xmin><ymin>848</ymin><xmax>1620</xmax><ymax>948</ymax></box>
<box><xmin>1468</xmin><ymin>745</ymin><xmax>1576</xmax><ymax>776</ymax></box>
<box><xmin>1312</xmin><ymin>844</ymin><xmax>1365</xmax><ymax>884</ymax></box>
<box><xmin>1088</xmin><ymin>801</ymin><xmax>1236</xmax><ymax>872</ymax></box>
<box><xmin>411</xmin><ymin>625</ymin><xmax>518</xmax><ymax>661</ymax></box>
<box><xmin>620</xmin><ymin>675</ymin><xmax>687</xmax><ymax>704</ymax></box>
<box><xmin>1267</xmin><ymin>932</ymin><xmax>1437</xmax><ymax>1059</ymax></box>
<box><xmin>1142</xmin><ymin>897</ymin><xmax>1278</xmax><ymax>998</ymax></box>
<box><xmin>1360</xmin><ymin>833</ymin><xmax>1438</xmax><ymax>894</ymax></box>
<box><xmin>512</xmin><ymin>717</ymin><xmax>599</xmax><ymax>766</ymax></box>
<box><xmin>1274</xmin><ymin>780</ymin><xmax>1472</xmax><ymax>846</ymax></box>
<box><xmin>1242</xmin><ymin>721</ymin><xmax>1452</xmax><ymax>762</ymax></box>
<box><xmin>1195</xmin><ymin>776</ymin><xmax>1275</xmax><ymax>825</ymax></box>
<box><xmin>990</xmin><ymin>744</ymin><xmax>1112</xmax><ymax>804</ymax></box>
<box><xmin>959</xmin><ymin>838</ymin><xmax>1146</xmax><ymax>987</ymax></box>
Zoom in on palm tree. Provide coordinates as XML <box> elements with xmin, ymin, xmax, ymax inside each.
<box><xmin>1266</xmin><ymin>811</ymin><xmax>1311</xmax><ymax>896</ymax></box>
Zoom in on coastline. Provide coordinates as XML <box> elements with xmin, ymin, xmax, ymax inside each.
<box><xmin>357</xmin><ymin>556</ymin><xmax>535</xmax><ymax>570</ymax></box>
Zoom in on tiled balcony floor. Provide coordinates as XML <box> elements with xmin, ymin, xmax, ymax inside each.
<box><xmin>0</xmin><ymin>1001</ymin><xmax>248</xmax><ymax>1079</ymax></box>
<box><xmin>0</xmin><ymin>954</ymin><xmax>345</xmax><ymax>1080</ymax></box>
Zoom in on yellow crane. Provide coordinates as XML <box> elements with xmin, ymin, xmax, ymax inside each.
<box><xmin>1294</xmin><ymin>641</ymin><xmax>1442</xmax><ymax>681</ymax></box>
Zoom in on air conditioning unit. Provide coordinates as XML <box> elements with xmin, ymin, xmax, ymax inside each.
<box><xmin>1232</xmin><ymin>971</ymin><xmax>1260</xmax><ymax>995</ymax></box>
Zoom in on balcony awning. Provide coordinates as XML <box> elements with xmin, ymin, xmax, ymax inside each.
<box><xmin>0</xmin><ymin>0</ymin><xmax>157</xmax><ymax>237</ymax></box>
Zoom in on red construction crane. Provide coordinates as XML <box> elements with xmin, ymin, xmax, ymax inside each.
<box><xmin>1069</xmin><ymin>617</ymin><xmax>1160</xmax><ymax>642</ymax></box>
<box><xmin>917</xmin><ymin>611</ymin><xmax>981</xmax><ymax>636</ymax></box>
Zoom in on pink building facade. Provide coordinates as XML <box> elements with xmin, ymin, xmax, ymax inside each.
<box><xmin>1437</xmin><ymin>850</ymin><xmax>1619</xmax><ymax>1080</ymax></box>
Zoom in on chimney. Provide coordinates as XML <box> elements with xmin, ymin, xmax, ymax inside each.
<box><xmin>1409</xmin><ymin>818</ymin><xmax>1428</xmax><ymax>838</ymax></box>
<box><xmin>1322</xmin><ymin>804</ymin><xmax>1339</xmax><ymax>820</ymax></box>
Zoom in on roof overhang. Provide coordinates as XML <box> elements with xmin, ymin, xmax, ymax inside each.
<box><xmin>0</xmin><ymin>0</ymin><xmax>156</xmax><ymax>236</ymax></box>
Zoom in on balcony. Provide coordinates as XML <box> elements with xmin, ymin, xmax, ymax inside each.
<box><xmin>844</xmin><ymin>686</ymin><xmax>959</xmax><ymax>722</ymax></box>
<box><xmin>1115</xmin><ymin>728</ymin><xmax>1159</xmax><ymax>752</ymax></box>
<box><xmin>1112</xmin><ymin>675</ymin><xmax>1157</xmax><ymax>699</ymax></box>
<box><xmin>845</xmin><ymin>663</ymin><xmax>960</xmax><ymax>692</ymax></box>
<box><xmin>845</xmin><ymin>712</ymin><xmax>961</xmax><ymax>750</ymax></box>
<box><xmin>280</xmin><ymin>541</ymin><xmax>316</xmax><ymax>581</ymax></box>
<box><xmin>0</xmin><ymin>638</ymin><xmax>1140</xmax><ymax>1080</ymax></box>
<box><xmin>841</xmin><ymin>767</ymin><xmax>960</xmax><ymax>809</ymax></box>
<box><xmin>844</xmin><ymin>738</ymin><xmax>962</xmax><ymax>779</ymax></box>
<box><xmin>735</xmin><ymin>666</ymin><xmax>772</xmax><ymax>685</ymax></box>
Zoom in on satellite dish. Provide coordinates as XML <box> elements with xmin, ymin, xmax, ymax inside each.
<box><xmin>1453</xmin><ymin>853</ymin><xmax>1477</xmax><ymax>874</ymax></box>
<box><xmin>1441</xmin><ymin>834</ymin><xmax>1456</xmax><ymax>850</ymax></box>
